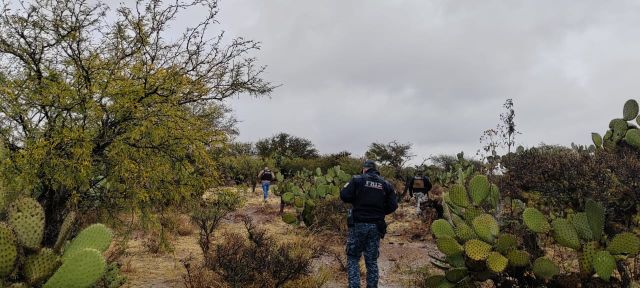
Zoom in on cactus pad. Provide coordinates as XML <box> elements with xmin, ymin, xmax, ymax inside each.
<box><xmin>454</xmin><ymin>222</ymin><xmax>477</xmax><ymax>242</ymax></box>
<box><xmin>424</xmin><ymin>275</ymin><xmax>455</xmax><ymax>288</ymax></box>
<box><xmin>486</xmin><ymin>252</ymin><xmax>508</xmax><ymax>273</ymax></box>
<box><xmin>487</xmin><ymin>184</ymin><xmax>500</xmax><ymax>209</ymax></box>
<box><xmin>611</xmin><ymin>118</ymin><xmax>629</xmax><ymax>136</ymax></box>
<box><xmin>24</xmin><ymin>248</ymin><xmax>60</xmax><ymax>285</ymax></box>
<box><xmin>431</xmin><ymin>219</ymin><xmax>455</xmax><ymax>239</ymax></box>
<box><xmin>495</xmin><ymin>234</ymin><xmax>518</xmax><ymax>254</ymax></box>
<box><xmin>523</xmin><ymin>207</ymin><xmax>550</xmax><ymax>233</ymax></box>
<box><xmin>472</xmin><ymin>214</ymin><xmax>499</xmax><ymax>243</ymax></box>
<box><xmin>62</xmin><ymin>223</ymin><xmax>113</xmax><ymax>261</ymax></box>
<box><xmin>607</xmin><ymin>232</ymin><xmax>640</xmax><ymax>256</ymax></box>
<box><xmin>468</xmin><ymin>175</ymin><xmax>490</xmax><ymax>205</ymax></box>
<box><xmin>592</xmin><ymin>133</ymin><xmax>603</xmax><ymax>147</ymax></box>
<box><xmin>585</xmin><ymin>200</ymin><xmax>605</xmax><ymax>241</ymax></box>
<box><xmin>0</xmin><ymin>223</ymin><xmax>17</xmax><ymax>277</ymax></box>
<box><xmin>552</xmin><ymin>218</ymin><xmax>581</xmax><ymax>250</ymax></box>
<box><xmin>592</xmin><ymin>250</ymin><xmax>615</xmax><ymax>281</ymax></box>
<box><xmin>282</xmin><ymin>192</ymin><xmax>294</xmax><ymax>204</ymax></box>
<box><xmin>293</xmin><ymin>196</ymin><xmax>304</xmax><ymax>208</ymax></box>
<box><xmin>580</xmin><ymin>241</ymin><xmax>598</xmax><ymax>275</ymax></box>
<box><xmin>449</xmin><ymin>184</ymin><xmax>469</xmax><ymax>208</ymax></box>
<box><xmin>437</xmin><ymin>236</ymin><xmax>464</xmax><ymax>256</ymax></box>
<box><xmin>624</xmin><ymin>99</ymin><xmax>639</xmax><ymax>121</ymax></box>
<box><xmin>570</xmin><ymin>212</ymin><xmax>593</xmax><ymax>241</ymax></box>
<box><xmin>447</xmin><ymin>254</ymin><xmax>466</xmax><ymax>268</ymax></box>
<box><xmin>54</xmin><ymin>211</ymin><xmax>76</xmax><ymax>252</ymax></box>
<box><xmin>463</xmin><ymin>208</ymin><xmax>482</xmax><ymax>224</ymax></box>
<box><xmin>43</xmin><ymin>248</ymin><xmax>106</xmax><ymax>288</ymax></box>
<box><xmin>8</xmin><ymin>197</ymin><xmax>45</xmax><ymax>250</ymax></box>
<box><xmin>445</xmin><ymin>267</ymin><xmax>468</xmax><ymax>283</ymax></box>
<box><xmin>625</xmin><ymin>129</ymin><xmax>640</xmax><ymax>149</ymax></box>
<box><xmin>282</xmin><ymin>213</ymin><xmax>297</xmax><ymax>224</ymax></box>
<box><xmin>506</xmin><ymin>250</ymin><xmax>530</xmax><ymax>267</ymax></box>
<box><xmin>533</xmin><ymin>257</ymin><xmax>559</xmax><ymax>280</ymax></box>
<box><xmin>464</xmin><ymin>239</ymin><xmax>492</xmax><ymax>261</ymax></box>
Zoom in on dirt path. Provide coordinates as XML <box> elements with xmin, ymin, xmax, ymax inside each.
<box><xmin>120</xmin><ymin>192</ymin><xmax>439</xmax><ymax>287</ymax></box>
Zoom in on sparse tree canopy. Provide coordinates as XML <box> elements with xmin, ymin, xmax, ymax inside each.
<box><xmin>365</xmin><ymin>141</ymin><xmax>414</xmax><ymax>170</ymax></box>
<box><xmin>0</xmin><ymin>0</ymin><xmax>273</xmax><ymax>244</ymax></box>
<box><xmin>255</xmin><ymin>132</ymin><xmax>319</xmax><ymax>159</ymax></box>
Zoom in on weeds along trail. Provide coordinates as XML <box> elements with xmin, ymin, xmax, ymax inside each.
<box><xmin>118</xmin><ymin>189</ymin><xmax>439</xmax><ymax>287</ymax></box>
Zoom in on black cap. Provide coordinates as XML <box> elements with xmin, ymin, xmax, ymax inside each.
<box><xmin>362</xmin><ymin>160</ymin><xmax>377</xmax><ymax>169</ymax></box>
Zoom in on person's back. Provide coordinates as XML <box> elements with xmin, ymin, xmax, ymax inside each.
<box><xmin>403</xmin><ymin>170</ymin><xmax>443</xmax><ymax>218</ymax></box>
<box><xmin>340</xmin><ymin>160</ymin><xmax>397</xmax><ymax>288</ymax></box>
<box><xmin>258</xmin><ymin>167</ymin><xmax>273</xmax><ymax>202</ymax></box>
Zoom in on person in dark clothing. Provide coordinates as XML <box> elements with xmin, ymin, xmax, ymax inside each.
<box><xmin>257</xmin><ymin>167</ymin><xmax>274</xmax><ymax>202</ymax></box>
<box><xmin>340</xmin><ymin>160</ymin><xmax>398</xmax><ymax>288</ymax></box>
<box><xmin>403</xmin><ymin>168</ymin><xmax>443</xmax><ymax>218</ymax></box>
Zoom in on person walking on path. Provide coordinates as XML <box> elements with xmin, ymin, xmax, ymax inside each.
<box><xmin>403</xmin><ymin>168</ymin><xmax>442</xmax><ymax>218</ymax></box>
<box><xmin>340</xmin><ymin>160</ymin><xmax>398</xmax><ymax>288</ymax></box>
<box><xmin>258</xmin><ymin>167</ymin><xmax>274</xmax><ymax>202</ymax></box>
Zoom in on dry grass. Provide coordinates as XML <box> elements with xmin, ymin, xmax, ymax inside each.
<box><xmin>117</xmin><ymin>188</ymin><xmax>438</xmax><ymax>287</ymax></box>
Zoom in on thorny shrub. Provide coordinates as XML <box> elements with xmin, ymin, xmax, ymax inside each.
<box><xmin>210</xmin><ymin>217</ymin><xmax>322</xmax><ymax>288</ymax></box>
<box><xmin>191</xmin><ymin>187</ymin><xmax>244</xmax><ymax>265</ymax></box>
<box><xmin>501</xmin><ymin>145</ymin><xmax>640</xmax><ymax>231</ymax></box>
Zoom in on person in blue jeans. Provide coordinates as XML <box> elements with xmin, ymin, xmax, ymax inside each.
<box><xmin>340</xmin><ymin>160</ymin><xmax>398</xmax><ymax>288</ymax></box>
<box><xmin>258</xmin><ymin>167</ymin><xmax>274</xmax><ymax>202</ymax></box>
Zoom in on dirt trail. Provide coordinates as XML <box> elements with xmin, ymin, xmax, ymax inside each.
<box><xmin>121</xmin><ymin>192</ymin><xmax>439</xmax><ymax>287</ymax></box>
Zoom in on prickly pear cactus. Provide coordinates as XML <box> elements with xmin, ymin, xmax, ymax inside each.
<box><xmin>607</xmin><ymin>232</ymin><xmax>640</xmax><ymax>256</ymax></box>
<box><xmin>533</xmin><ymin>257</ymin><xmax>559</xmax><ymax>280</ymax></box>
<box><xmin>43</xmin><ymin>248</ymin><xmax>107</xmax><ymax>288</ymax></box>
<box><xmin>486</xmin><ymin>252</ymin><xmax>508</xmax><ymax>273</ymax></box>
<box><xmin>8</xmin><ymin>198</ymin><xmax>45</xmax><ymax>250</ymax></box>
<box><xmin>592</xmin><ymin>133</ymin><xmax>603</xmax><ymax>148</ymax></box>
<box><xmin>596</xmin><ymin>99</ymin><xmax>640</xmax><ymax>150</ymax></box>
<box><xmin>431</xmin><ymin>219</ymin><xmax>455</xmax><ymax>239</ymax></box>
<box><xmin>277</xmin><ymin>166</ymin><xmax>351</xmax><ymax>226</ymax></box>
<box><xmin>523</xmin><ymin>207</ymin><xmax>550</xmax><ymax>233</ymax></box>
<box><xmin>592</xmin><ymin>251</ymin><xmax>615</xmax><ymax>282</ymax></box>
<box><xmin>0</xmin><ymin>197</ymin><xmax>112</xmax><ymax>287</ymax></box>
<box><xmin>464</xmin><ymin>239</ymin><xmax>491</xmax><ymax>261</ymax></box>
<box><xmin>585</xmin><ymin>200</ymin><xmax>604</xmax><ymax>241</ymax></box>
<box><xmin>0</xmin><ymin>223</ymin><xmax>17</xmax><ymax>277</ymax></box>
<box><xmin>54</xmin><ymin>211</ymin><xmax>76</xmax><ymax>252</ymax></box>
<box><xmin>62</xmin><ymin>223</ymin><xmax>113</xmax><ymax>261</ymax></box>
<box><xmin>551</xmin><ymin>218</ymin><xmax>581</xmax><ymax>250</ymax></box>
<box><xmin>472</xmin><ymin>214</ymin><xmax>499</xmax><ymax>243</ymax></box>
<box><xmin>623</xmin><ymin>99</ymin><xmax>639</xmax><ymax>121</ymax></box>
<box><xmin>468</xmin><ymin>175</ymin><xmax>490</xmax><ymax>205</ymax></box>
<box><xmin>24</xmin><ymin>248</ymin><xmax>60</xmax><ymax>285</ymax></box>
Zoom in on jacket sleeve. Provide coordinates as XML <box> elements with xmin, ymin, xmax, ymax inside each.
<box><xmin>340</xmin><ymin>177</ymin><xmax>357</xmax><ymax>204</ymax></box>
<box><xmin>384</xmin><ymin>182</ymin><xmax>399</xmax><ymax>214</ymax></box>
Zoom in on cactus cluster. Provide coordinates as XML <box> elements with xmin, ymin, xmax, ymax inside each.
<box><xmin>593</xmin><ymin>99</ymin><xmax>640</xmax><ymax>150</ymax></box>
<box><xmin>427</xmin><ymin>174</ymin><xmax>640</xmax><ymax>287</ymax></box>
<box><xmin>0</xmin><ymin>197</ymin><xmax>113</xmax><ymax>287</ymax></box>
<box><xmin>522</xmin><ymin>199</ymin><xmax>640</xmax><ymax>282</ymax></box>
<box><xmin>428</xmin><ymin>175</ymin><xmax>525</xmax><ymax>287</ymax></box>
<box><xmin>274</xmin><ymin>166</ymin><xmax>351</xmax><ymax>226</ymax></box>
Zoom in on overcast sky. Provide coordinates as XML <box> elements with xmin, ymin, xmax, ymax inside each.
<box><xmin>207</xmin><ymin>0</ymin><xmax>640</xmax><ymax>164</ymax></box>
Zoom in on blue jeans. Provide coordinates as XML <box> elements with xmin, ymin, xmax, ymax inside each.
<box><xmin>261</xmin><ymin>181</ymin><xmax>270</xmax><ymax>200</ymax></box>
<box><xmin>346</xmin><ymin>223</ymin><xmax>380</xmax><ymax>288</ymax></box>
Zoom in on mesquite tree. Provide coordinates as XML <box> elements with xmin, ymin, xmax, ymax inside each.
<box><xmin>0</xmin><ymin>0</ymin><xmax>273</xmax><ymax>245</ymax></box>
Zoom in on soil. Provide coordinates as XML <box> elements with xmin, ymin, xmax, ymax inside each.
<box><xmin>118</xmin><ymin>190</ymin><xmax>440</xmax><ymax>288</ymax></box>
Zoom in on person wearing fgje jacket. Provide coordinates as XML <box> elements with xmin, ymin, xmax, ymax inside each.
<box><xmin>340</xmin><ymin>160</ymin><xmax>398</xmax><ymax>288</ymax></box>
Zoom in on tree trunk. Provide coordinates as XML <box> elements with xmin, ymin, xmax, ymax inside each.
<box><xmin>37</xmin><ymin>187</ymin><xmax>69</xmax><ymax>247</ymax></box>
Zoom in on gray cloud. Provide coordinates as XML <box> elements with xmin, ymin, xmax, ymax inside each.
<box><xmin>211</xmin><ymin>0</ymin><xmax>640</xmax><ymax>164</ymax></box>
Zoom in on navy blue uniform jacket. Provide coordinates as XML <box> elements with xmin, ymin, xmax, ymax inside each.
<box><xmin>340</xmin><ymin>169</ymin><xmax>398</xmax><ymax>223</ymax></box>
